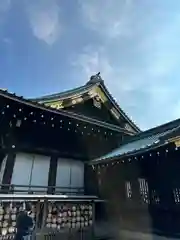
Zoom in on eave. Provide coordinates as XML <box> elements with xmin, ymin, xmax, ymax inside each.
<box><xmin>0</xmin><ymin>89</ymin><xmax>134</xmax><ymax>135</ymax></box>
<box><xmin>91</xmin><ymin>120</ymin><xmax>180</xmax><ymax>164</ymax></box>
<box><xmin>98</xmin><ymin>81</ymin><xmax>141</xmax><ymax>133</ymax></box>
<box><xmin>31</xmin><ymin>83</ymin><xmax>94</xmax><ymax>103</ymax></box>
<box><xmin>29</xmin><ymin>74</ymin><xmax>141</xmax><ymax>134</ymax></box>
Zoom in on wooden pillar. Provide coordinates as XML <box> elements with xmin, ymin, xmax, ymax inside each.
<box><xmin>84</xmin><ymin>164</ymin><xmax>99</xmax><ymax>195</ymax></box>
<box><xmin>41</xmin><ymin>200</ymin><xmax>48</xmax><ymax>229</ymax></box>
<box><xmin>157</xmin><ymin>149</ymin><xmax>174</xmax><ymax>207</ymax></box>
<box><xmin>129</xmin><ymin>160</ymin><xmax>141</xmax><ymax>206</ymax></box>
<box><xmin>1</xmin><ymin>117</ymin><xmax>17</xmax><ymax>192</ymax></box>
<box><xmin>48</xmin><ymin>155</ymin><xmax>58</xmax><ymax>194</ymax></box>
<box><xmin>1</xmin><ymin>152</ymin><xmax>16</xmax><ymax>193</ymax></box>
<box><xmin>35</xmin><ymin>200</ymin><xmax>41</xmax><ymax>230</ymax></box>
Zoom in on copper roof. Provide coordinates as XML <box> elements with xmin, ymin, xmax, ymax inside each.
<box><xmin>92</xmin><ymin>122</ymin><xmax>180</xmax><ymax>163</ymax></box>
<box><xmin>29</xmin><ymin>74</ymin><xmax>141</xmax><ymax>133</ymax></box>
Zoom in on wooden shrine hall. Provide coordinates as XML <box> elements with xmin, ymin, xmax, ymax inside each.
<box><xmin>0</xmin><ymin>73</ymin><xmax>139</xmax><ymax>238</ymax></box>
<box><xmin>89</xmin><ymin>111</ymin><xmax>180</xmax><ymax>238</ymax></box>
<box><xmin>0</xmin><ymin>73</ymin><xmax>180</xmax><ymax>239</ymax></box>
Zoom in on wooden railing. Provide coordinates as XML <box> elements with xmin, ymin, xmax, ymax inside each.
<box><xmin>0</xmin><ymin>184</ymin><xmax>84</xmax><ymax>195</ymax></box>
<box><xmin>0</xmin><ymin>184</ymin><xmax>113</xmax><ymax>239</ymax></box>
<box><xmin>0</xmin><ymin>225</ymin><xmax>113</xmax><ymax>240</ymax></box>
<box><xmin>0</xmin><ymin>228</ymin><xmax>95</xmax><ymax>240</ymax></box>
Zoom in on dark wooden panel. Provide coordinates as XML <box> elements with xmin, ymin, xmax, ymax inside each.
<box><xmin>48</xmin><ymin>155</ymin><xmax>58</xmax><ymax>194</ymax></box>
<box><xmin>84</xmin><ymin>164</ymin><xmax>99</xmax><ymax>196</ymax></box>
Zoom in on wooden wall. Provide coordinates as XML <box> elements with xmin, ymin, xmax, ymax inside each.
<box><xmin>85</xmin><ymin>145</ymin><xmax>180</xmax><ymax>237</ymax></box>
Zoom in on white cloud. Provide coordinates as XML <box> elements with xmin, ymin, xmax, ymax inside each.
<box><xmin>72</xmin><ymin>46</ymin><xmax>113</xmax><ymax>80</ymax></box>
<box><xmin>78</xmin><ymin>0</ymin><xmax>133</xmax><ymax>38</ymax></box>
<box><xmin>26</xmin><ymin>0</ymin><xmax>61</xmax><ymax>45</ymax></box>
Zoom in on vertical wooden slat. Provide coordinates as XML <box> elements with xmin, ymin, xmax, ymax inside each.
<box><xmin>48</xmin><ymin>155</ymin><xmax>58</xmax><ymax>194</ymax></box>
<box><xmin>42</xmin><ymin>200</ymin><xmax>48</xmax><ymax>229</ymax></box>
<box><xmin>35</xmin><ymin>200</ymin><xmax>41</xmax><ymax>230</ymax></box>
<box><xmin>0</xmin><ymin>154</ymin><xmax>7</xmax><ymax>184</ymax></box>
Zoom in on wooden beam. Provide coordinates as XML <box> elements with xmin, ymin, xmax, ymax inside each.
<box><xmin>47</xmin><ymin>155</ymin><xmax>58</xmax><ymax>194</ymax></box>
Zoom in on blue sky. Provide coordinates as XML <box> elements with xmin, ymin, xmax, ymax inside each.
<box><xmin>0</xmin><ymin>0</ymin><xmax>180</xmax><ymax>130</ymax></box>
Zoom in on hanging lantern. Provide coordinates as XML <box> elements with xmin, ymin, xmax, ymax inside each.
<box><xmin>16</xmin><ymin>120</ymin><xmax>22</xmax><ymax>127</ymax></box>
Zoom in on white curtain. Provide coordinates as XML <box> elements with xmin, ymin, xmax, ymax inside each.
<box><xmin>56</xmin><ymin>158</ymin><xmax>84</xmax><ymax>193</ymax></box>
<box><xmin>30</xmin><ymin>154</ymin><xmax>50</xmax><ymax>192</ymax></box>
<box><xmin>11</xmin><ymin>154</ymin><xmax>84</xmax><ymax>194</ymax></box>
<box><xmin>11</xmin><ymin>153</ymin><xmax>50</xmax><ymax>193</ymax></box>
<box><xmin>56</xmin><ymin>158</ymin><xmax>71</xmax><ymax>192</ymax></box>
<box><xmin>11</xmin><ymin>153</ymin><xmax>34</xmax><ymax>192</ymax></box>
<box><xmin>71</xmin><ymin>161</ymin><xmax>84</xmax><ymax>189</ymax></box>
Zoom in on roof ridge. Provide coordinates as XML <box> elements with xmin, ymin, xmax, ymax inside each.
<box><xmin>30</xmin><ymin>73</ymin><xmax>102</xmax><ymax>101</ymax></box>
<box><xmin>29</xmin><ymin>83</ymin><xmax>94</xmax><ymax>102</ymax></box>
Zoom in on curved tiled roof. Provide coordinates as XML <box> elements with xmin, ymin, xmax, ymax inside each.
<box><xmin>99</xmin><ymin>82</ymin><xmax>140</xmax><ymax>132</ymax></box>
<box><xmin>0</xmin><ymin>89</ymin><xmax>133</xmax><ymax>135</ymax></box>
<box><xmin>31</xmin><ymin>83</ymin><xmax>95</xmax><ymax>102</ymax></box>
<box><xmin>32</xmin><ymin>73</ymin><xmax>103</xmax><ymax>102</ymax></box>
<box><xmin>92</xmin><ymin>123</ymin><xmax>180</xmax><ymax>163</ymax></box>
<box><xmin>29</xmin><ymin>74</ymin><xmax>141</xmax><ymax>133</ymax></box>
